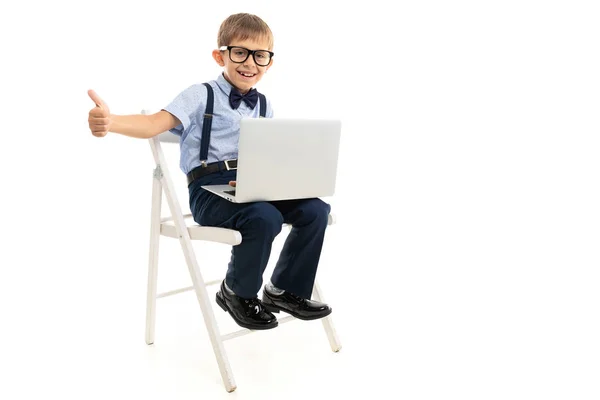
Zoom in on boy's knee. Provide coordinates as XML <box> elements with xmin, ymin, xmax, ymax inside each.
<box><xmin>300</xmin><ymin>198</ymin><xmax>331</xmax><ymax>227</ymax></box>
<box><xmin>242</xmin><ymin>202</ymin><xmax>283</xmax><ymax>235</ymax></box>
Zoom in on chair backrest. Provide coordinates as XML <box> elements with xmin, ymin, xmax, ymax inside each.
<box><xmin>156</xmin><ymin>130</ymin><xmax>180</xmax><ymax>144</ymax></box>
<box><xmin>142</xmin><ymin>109</ymin><xmax>192</xmax><ymax>218</ymax></box>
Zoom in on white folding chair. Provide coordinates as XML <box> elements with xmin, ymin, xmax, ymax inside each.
<box><xmin>142</xmin><ymin>110</ymin><xmax>341</xmax><ymax>393</ymax></box>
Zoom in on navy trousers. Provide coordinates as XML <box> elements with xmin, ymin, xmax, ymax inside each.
<box><xmin>188</xmin><ymin>170</ymin><xmax>331</xmax><ymax>299</ymax></box>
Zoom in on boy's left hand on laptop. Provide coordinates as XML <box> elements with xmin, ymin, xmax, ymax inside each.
<box><xmin>229</xmin><ymin>181</ymin><xmax>236</xmax><ymax>187</ymax></box>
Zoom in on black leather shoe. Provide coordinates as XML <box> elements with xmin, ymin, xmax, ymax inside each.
<box><xmin>215</xmin><ymin>281</ymin><xmax>278</xmax><ymax>330</ymax></box>
<box><xmin>261</xmin><ymin>287</ymin><xmax>332</xmax><ymax>321</ymax></box>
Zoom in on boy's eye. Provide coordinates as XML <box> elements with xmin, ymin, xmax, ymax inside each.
<box><xmin>233</xmin><ymin>50</ymin><xmax>247</xmax><ymax>57</ymax></box>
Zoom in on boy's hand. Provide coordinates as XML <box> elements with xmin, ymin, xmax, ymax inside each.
<box><xmin>88</xmin><ymin>89</ymin><xmax>111</xmax><ymax>137</ymax></box>
<box><xmin>229</xmin><ymin>181</ymin><xmax>236</xmax><ymax>187</ymax></box>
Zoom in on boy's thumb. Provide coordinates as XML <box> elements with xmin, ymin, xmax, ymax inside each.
<box><xmin>88</xmin><ymin>89</ymin><xmax>106</xmax><ymax>109</ymax></box>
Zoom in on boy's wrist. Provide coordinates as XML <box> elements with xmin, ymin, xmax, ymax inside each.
<box><xmin>108</xmin><ymin>114</ymin><xmax>115</xmax><ymax>133</ymax></box>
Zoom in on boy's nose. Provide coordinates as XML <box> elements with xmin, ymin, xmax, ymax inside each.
<box><xmin>243</xmin><ymin>55</ymin><xmax>257</xmax><ymax>67</ymax></box>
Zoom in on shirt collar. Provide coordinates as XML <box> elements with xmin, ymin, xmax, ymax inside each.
<box><xmin>216</xmin><ymin>73</ymin><xmax>235</xmax><ymax>95</ymax></box>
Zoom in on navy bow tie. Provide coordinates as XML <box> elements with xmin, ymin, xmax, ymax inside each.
<box><xmin>229</xmin><ymin>88</ymin><xmax>258</xmax><ymax>110</ymax></box>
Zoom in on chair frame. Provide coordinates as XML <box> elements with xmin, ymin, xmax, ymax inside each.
<box><xmin>143</xmin><ymin>118</ymin><xmax>341</xmax><ymax>393</ymax></box>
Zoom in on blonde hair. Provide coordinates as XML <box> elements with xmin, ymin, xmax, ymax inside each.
<box><xmin>217</xmin><ymin>13</ymin><xmax>274</xmax><ymax>50</ymax></box>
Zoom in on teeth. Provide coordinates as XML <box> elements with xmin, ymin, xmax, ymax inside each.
<box><xmin>240</xmin><ymin>72</ymin><xmax>254</xmax><ymax>77</ymax></box>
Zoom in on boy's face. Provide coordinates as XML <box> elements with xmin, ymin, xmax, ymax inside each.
<box><xmin>212</xmin><ymin>37</ymin><xmax>273</xmax><ymax>93</ymax></box>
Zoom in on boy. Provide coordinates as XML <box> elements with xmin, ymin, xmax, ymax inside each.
<box><xmin>87</xmin><ymin>13</ymin><xmax>332</xmax><ymax>331</ymax></box>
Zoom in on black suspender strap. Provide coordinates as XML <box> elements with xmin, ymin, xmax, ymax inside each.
<box><xmin>199</xmin><ymin>82</ymin><xmax>214</xmax><ymax>166</ymax></box>
<box><xmin>258</xmin><ymin>93</ymin><xmax>266</xmax><ymax>118</ymax></box>
<box><xmin>198</xmin><ymin>83</ymin><xmax>266</xmax><ymax>166</ymax></box>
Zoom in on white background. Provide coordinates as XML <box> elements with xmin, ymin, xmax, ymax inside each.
<box><xmin>1</xmin><ymin>0</ymin><xmax>599</xmax><ymax>399</ymax></box>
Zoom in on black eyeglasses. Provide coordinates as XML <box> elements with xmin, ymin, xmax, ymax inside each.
<box><xmin>219</xmin><ymin>46</ymin><xmax>274</xmax><ymax>67</ymax></box>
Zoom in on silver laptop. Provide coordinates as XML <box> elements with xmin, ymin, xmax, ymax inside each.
<box><xmin>201</xmin><ymin>118</ymin><xmax>341</xmax><ymax>203</ymax></box>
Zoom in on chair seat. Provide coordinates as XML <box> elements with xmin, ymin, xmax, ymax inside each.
<box><xmin>160</xmin><ymin>213</ymin><xmax>336</xmax><ymax>246</ymax></box>
<box><xmin>160</xmin><ymin>214</ymin><xmax>242</xmax><ymax>245</ymax></box>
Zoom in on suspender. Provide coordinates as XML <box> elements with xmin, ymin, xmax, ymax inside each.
<box><xmin>199</xmin><ymin>83</ymin><xmax>266</xmax><ymax>166</ymax></box>
<box><xmin>199</xmin><ymin>83</ymin><xmax>214</xmax><ymax>167</ymax></box>
<box><xmin>258</xmin><ymin>93</ymin><xmax>266</xmax><ymax>118</ymax></box>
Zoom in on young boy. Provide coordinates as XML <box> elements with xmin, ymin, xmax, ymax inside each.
<box><xmin>87</xmin><ymin>13</ymin><xmax>332</xmax><ymax>331</ymax></box>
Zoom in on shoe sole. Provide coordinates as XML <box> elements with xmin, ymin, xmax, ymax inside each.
<box><xmin>262</xmin><ymin>301</ymin><xmax>333</xmax><ymax>321</ymax></box>
<box><xmin>215</xmin><ymin>292</ymin><xmax>278</xmax><ymax>330</ymax></box>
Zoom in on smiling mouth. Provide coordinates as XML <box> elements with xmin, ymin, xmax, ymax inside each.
<box><xmin>238</xmin><ymin>71</ymin><xmax>256</xmax><ymax>78</ymax></box>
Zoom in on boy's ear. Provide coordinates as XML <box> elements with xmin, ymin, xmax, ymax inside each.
<box><xmin>212</xmin><ymin>49</ymin><xmax>225</xmax><ymax>66</ymax></box>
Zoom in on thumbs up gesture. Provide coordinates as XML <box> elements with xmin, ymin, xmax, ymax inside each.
<box><xmin>88</xmin><ymin>89</ymin><xmax>111</xmax><ymax>137</ymax></box>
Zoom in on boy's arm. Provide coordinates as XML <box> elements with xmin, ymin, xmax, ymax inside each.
<box><xmin>109</xmin><ymin>112</ymin><xmax>180</xmax><ymax>139</ymax></box>
<box><xmin>88</xmin><ymin>90</ymin><xmax>180</xmax><ymax>139</ymax></box>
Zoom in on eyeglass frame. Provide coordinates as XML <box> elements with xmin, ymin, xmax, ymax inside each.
<box><xmin>219</xmin><ymin>46</ymin><xmax>274</xmax><ymax>66</ymax></box>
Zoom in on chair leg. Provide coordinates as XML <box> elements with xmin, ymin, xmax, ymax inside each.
<box><xmin>313</xmin><ymin>280</ymin><xmax>342</xmax><ymax>352</ymax></box>
<box><xmin>178</xmin><ymin>234</ymin><xmax>237</xmax><ymax>392</ymax></box>
<box><xmin>145</xmin><ymin>170</ymin><xmax>162</xmax><ymax>345</ymax></box>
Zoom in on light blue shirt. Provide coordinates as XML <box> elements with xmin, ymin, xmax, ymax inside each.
<box><xmin>162</xmin><ymin>74</ymin><xmax>274</xmax><ymax>174</ymax></box>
